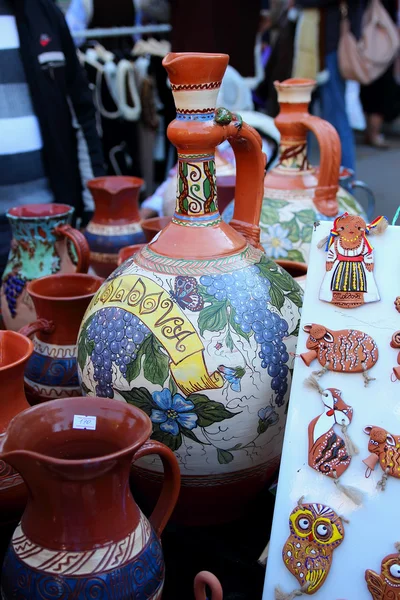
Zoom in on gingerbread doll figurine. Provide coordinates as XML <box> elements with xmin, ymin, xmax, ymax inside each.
<box><xmin>319</xmin><ymin>213</ymin><xmax>388</xmax><ymax>309</ymax></box>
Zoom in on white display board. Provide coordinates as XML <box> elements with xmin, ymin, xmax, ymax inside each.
<box><xmin>263</xmin><ymin>222</ymin><xmax>400</xmax><ymax>599</ymax></box>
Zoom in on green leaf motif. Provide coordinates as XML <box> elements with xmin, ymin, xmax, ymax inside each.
<box><xmin>266</xmin><ymin>199</ymin><xmax>289</xmax><ymax>209</ymax></box>
<box><xmin>217</xmin><ymin>448</ymin><xmax>234</xmax><ymax>464</ymax></box>
<box><xmin>169</xmin><ymin>377</ymin><xmax>178</xmax><ymax>397</ymax></box>
<box><xmin>182</xmin><ymin>161</ymin><xmax>188</xmax><ymax>176</ymax></box>
<box><xmin>261</xmin><ymin>204</ymin><xmax>279</xmax><ymax>226</ymax></box>
<box><xmin>81</xmin><ymin>381</ymin><xmax>92</xmax><ymax>395</ymax></box>
<box><xmin>229</xmin><ymin>308</ymin><xmax>251</xmax><ymax>341</ymax></box>
<box><xmin>203</xmin><ymin>177</ymin><xmax>211</xmax><ymax>199</ymax></box>
<box><xmin>180</xmin><ymin>427</ymin><xmax>206</xmax><ymax>445</ymax></box>
<box><xmin>290</xmin><ymin>321</ymin><xmax>300</xmax><ymax>337</ymax></box>
<box><xmin>225</xmin><ymin>329</ymin><xmax>234</xmax><ymax>351</ymax></box>
<box><xmin>287</xmin><ymin>290</ymin><xmax>303</xmax><ymax>308</ymax></box>
<box><xmin>286</xmin><ymin>217</ymin><xmax>300</xmax><ymax>243</ymax></box>
<box><xmin>125</xmin><ymin>335</ymin><xmax>169</xmax><ymax>387</ymax></box>
<box><xmin>301</xmin><ymin>225</ymin><xmax>312</xmax><ymax>243</ymax></box>
<box><xmin>152</xmin><ymin>424</ymin><xmax>183</xmax><ymax>452</ymax></box>
<box><xmin>295</xmin><ymin>209</ymin><xmax>315</xmax><ymax>225</ymax></box>
<box><xmin>287</xmin><ymin>249</ymin><xmax>306</xmax><ymax>263</ymax></box>
<box><xmin>189</xmin><ymin>393</ymin><xmax>239</xmax><ymax>427</ymax></box>
<box><xmin>198</xmin><ymin>300</ymin><xmax>228</xmax><ymax>336</ymax></box>
<box><xmin>183</xmin><ymin>198</ymin><xmax>188</xmax><ymax>212</ymax></box>
<box><xmin>77</xmin><ymin>314</ymin><xmax>95</xmax><ymax>371</ymax></box>
<box><xmin>117</xmin><ymin>387</ymin><xmax>156</xmax><ymax>416</ymax></box>
<box><xmin>269</xmin><ymin>283</ymin><xmax>285</xmax><ymax>311</ymax></box>
<box><xmin>257</xmin><ymin>418</ymin><xmax>269</xmax><ymax>435</ymax></box>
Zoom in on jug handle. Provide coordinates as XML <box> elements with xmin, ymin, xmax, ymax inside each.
<box><xmin>298</xmin><ymin>114</ymin><xmax>341</xmax><ymax>217</ymax></box>
<box><xmin>194</xmin><ymin>571</ymin><xmax>223</xmax><ymax>600</ymax></box>
<box><xmin>224</xmin><ymin>120</ymin><xmax>266</xmax><ymax>250</ymax></box>
<box><xmin>19</xmin><ymin>318</ymin><xmax>55</xmax><ymax>338</ymax></box>
<box><xmin>132</xmin><ymin>440</ymin><xmax>180</xmax><ymax>537</ymax></box>
<box><xmin>54</xmin><ymin>224</ymin><xmax>90</xmax><ymax>274</ymax></box>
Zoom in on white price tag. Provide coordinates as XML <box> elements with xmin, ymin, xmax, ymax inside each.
<box><xmin>73</xmin><ymin>415</ymin><xmax>97</xmax><ymax>430</ymax></box>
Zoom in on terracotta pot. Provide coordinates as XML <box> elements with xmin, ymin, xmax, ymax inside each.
<box><xmin>222</xmin><ymin>79</ymin><xmax>367</xmax><ymax>265</ymax></box>
<box><xmin>19</xmin><ymin>273</ymin><xmax>104</xmax><ymax>404</ymax></box>
<box><xmin>1</xmin><ymin>204</ymin><xmax>90</xmax><ymax>332</ymax></box>
<box><xmin>275</xmin><ymin>260</ymin><xmax>307</xmax><ymax>284</ymax></box>
<box><xmin>118</xmin><ymin>244</ymin><xmax>146</xmax><ymax>265</ymax></box>
<box><xmin>141</xmin><ymin>216</ymin><xmax>172</xmax><ymax>242</ymax></box>
<box><xmin>194</xmin><ymin>571</ymin><xmax>223</xmax><ymax>600</ymax></box>
<box><xmin>78</xmin><ymin>52</ymin><xmax>303</xmax><ymax>525</ymax></box>
<box><xmin>0</xmin><ymin>396</ymin><xmax>180</xmax><ymax>599</ymax></box>
<box><xmin>85</xmin><ymin>176</ymin><xmax>146</xmax><ymax>277</ymax></box>
<box><xmin>0</xmin><ymin>331</ymin><xmax>33</xmax><ymax>526</ymax></box>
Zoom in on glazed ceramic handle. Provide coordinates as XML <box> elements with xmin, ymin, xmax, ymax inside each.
<box><xmin>54</xmin><ymin>224</ymin><xmax>90</xmax><ymax>273</ymax></box>
<box><xmin>19</xmin><ymin>318</ymin><xmax>55</xmax><ymax>338</ymax></box>
<box><xmin>194</xmin><ymin>571</ymin><xmax>223</xmax><ymax>600</ymax></box>
<box><xmin>225</xmin><ymin>120</ymin><xmax>266</xmax><ymax>250</ymax></box>
<box><xmin>132</xmin><ymin>440</ymin><xmax>180</xmax><ymax>537</ymax></box>
<box><xmin>299</xmin><ymin>114</ymin><xmax>340</xmax><ymax>217</ymax></box>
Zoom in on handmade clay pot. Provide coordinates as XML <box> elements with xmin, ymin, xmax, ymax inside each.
<box><xmin>0</xmin><ymin>396</ymin><xmax>180</xmax><ymax>599</ymax></box>
<box><xmin>222</xmin><ymin>79</ymin><xmax>367</xmax><ymax>265</ymax></box>
<box><xmin>118</xmin><ymin>244</ymin><xmax>146</xmax><ymax>266</ymax></box>
<box><xmin>19</xmin><ymin>273</ymin><xmax>103</xmax><ymax>404</ymax></box>
<box><xmin>142</xmin><ymin>216</ymin><xmax>172</xmax><ymax>242</ymax></box>
<box><xmin>1</xmin><ymin>204</ymin><xmax>90</xmax><ymax>332</ymax></box>
<box><xmin>85</xmin><ymin>176</ymin><xmax>146</xmax><ymax>277</ymax></box>
<box><xmin>77</xmin><ymin>52</ymin><xmax>302</xmax><ymax>525</ymax></box>
<box><xmin>0</xmin><ymin>331</ymin><xmax>33</xmax><ymax>525</ymax></box>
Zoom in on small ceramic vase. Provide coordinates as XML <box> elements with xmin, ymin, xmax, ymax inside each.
<box><xmin>85</xmin><ymin>176</ymin><xmax>146</xmax><ymax>277</ymax></box>
<box><xmin>1</xmin><ymin>204</ymin><xmax>90</xmax><ymax>332</ymax></box>
<box><xmin>77</xmin><ymin>52</ymin><xmax>303</xmax><ymax>526</ymax></box>
<box><xmin>0</xmin><ymin>330</ymin><xmax>33</xmax><ymax>525</ymax></box>
<box><xmin>19</xmin><ymin>273</ymin><xmax>103</xmax><ymax>404</ymax></box>
<box><xmin>223</xmin><ymin>79</ymin><xmax>367</xmax><ymax>265</ymax></box>
<box><xmin>0</xmin><ymin>396</ymin><xmax>180</xmax><ymax>599</ymax></box>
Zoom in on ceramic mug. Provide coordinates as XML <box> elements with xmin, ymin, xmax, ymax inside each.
<box><xmin>19</xmin><ymin>273</ymin><xmax>104</xmax><ymax>403</ymax></box>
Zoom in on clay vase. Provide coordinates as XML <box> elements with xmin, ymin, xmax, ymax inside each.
<box><xmin>77</xmin><ymin>52</ymin><xmax>302</xmax><ymax>526</ymax></box>
<box><xmin>194</xmin><ymin>572</ymin><xmax>223</xmax><ymax>600</ymax></box>
<box><xmin>142</xmin><ymin>216</ymin><xmax>173</xmax><ymax>242</ymax></box>
<box><xmin>0</xmin><ymin>331</ymin><xmax>33</xmax><ymax>526</ymax></box>
<box><xmin>0</xmin><ymin>396</ymin><xmax>180</xmax><ymax>599</ymax></box>
<box><xmin>1</xmin><ymin>204</ymin><xmax>90</xmax><ymax>332</ymax></box>
<box><xmin>85</xmin><ymin>176</ymin><xmax>146</xmax><ymax>277</ymax></box>
<box><xmin>19</xmin><ymin>273</ymin><xmax>104</xmax><ymax>404</ymax></box>
<box><xmin>222</xmin><ymin>79</ymin><xmax>367</xmax><ymax>265</ymax></box>
<box><xmin>118</xmin><ymin>244</ymin><xmax>146</xmax><ymax>266</ymax></box>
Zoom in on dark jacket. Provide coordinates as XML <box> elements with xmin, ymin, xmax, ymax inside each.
<box><xmin>296</xmin><ymin>0</ymin><xmax>365</xmax><ymax>56</ymax></box>
<box><xmin>12</xmin><ymin>0</ymin><xmax>105</xmax><ymax>223</ymax></box>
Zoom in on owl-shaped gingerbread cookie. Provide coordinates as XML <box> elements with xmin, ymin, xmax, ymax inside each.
<box><xmin>366</xmin><ymin>548</ymin><xmax>400</xmax><ymax>599</ymax></box>
<box><xmin>282</xmin><ymin>502</ymin><xmax>345</xmax><ymax>594</ymax></box>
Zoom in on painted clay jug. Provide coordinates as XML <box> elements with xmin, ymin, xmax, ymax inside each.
<box><xmin>19</xmin><ymin>273</ymin><xmax>104</xmax><ymax>404</ymax></box>
<box><xmin>1</xmin><ymin>204</ymin><xmax>90</xmax><ymax>332</ymax></box>
<box><xmin>85</xmin><ymin>176</ymin><xmax>146</xmax><ymax>277</ymax></box>
<box><xmin>0</xmin><ymin>396</ymin><xmax>180</xmax><ymax>599</ymax></box>
<box><xmin>77</xmin><ymin>52</ymin><xmax>302</xmax><ymax>525</ymax></box>
<box><xmin>222</xmin><ymin>79</ymin><xmax>367</xmax><ymax>265</ymax></box>
<box><xmin>0</xmin><ymin>331</ymin><xmax>33</xmax><ymax>526</ymax></box>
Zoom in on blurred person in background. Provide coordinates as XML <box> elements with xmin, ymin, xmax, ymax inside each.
<box><xmin>0</xmin><ymin>0</ymin><xmax>104</xmax><ymax>275</ymax></box>
<box><xmin>294</xmin><ymin>0</ymin><xmax>365</xmax><ymax>171</ymax></box>
<box><xmin>360</xmin><ymin>0</ymin><xmax>400</xmax><ymax>148</ymax></box>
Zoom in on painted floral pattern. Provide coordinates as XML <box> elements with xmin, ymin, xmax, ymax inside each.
<box><xmin>150</xmin><ymin>389</ymin><xmax>198</xmax><ymax>435</ymax></box>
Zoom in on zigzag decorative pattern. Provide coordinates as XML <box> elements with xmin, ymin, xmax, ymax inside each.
<box><xmin>135</xmin><ymin>245</ymin><xmax>262</xmax><ymax>275</ymax></box>
<box><xmin>171</xmin><ymin>81</ymin><xmax>221</xmax><ymax>91</ymax></box>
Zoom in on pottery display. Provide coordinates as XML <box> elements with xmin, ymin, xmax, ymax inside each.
<box><xmin>77</xmin><ymin>52</ymin><xmax>302</xmax><ymax>525</ymax></box>
<box><xmin>0</xmin><ymin>396</ymin><xmax>180</xmax><ymax>599</ymax></box>
<box><xmin>19</xmin><ymin>273</ymin><xmax>103</xmax><ymax>404</ymax></box>
<box><xmin>85</xmin><ymin>176</ymin><xmax>146</xmax><ymax>277</ymax></box>
<box><xmin>1</xmin><ymin>204</ymin><xmax>90</xmax><ymax>332</ymax></box>
<box><xmin>222</xmin><ymin>79</ymin><xmax>368</xmax><ymax>265</ymax></box>
<box><xmin>0</xmin><ymin>331</ymin><xmax>33</xmax><ymax>525</ymax></box>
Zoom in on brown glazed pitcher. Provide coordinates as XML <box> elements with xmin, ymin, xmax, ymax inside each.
<box><xmin>0</xmin><ymin>396</ymin><xmax>180</xmax><ymax>599</ymax></box>
<box><xmin>19</xmin><ymin>273</ymin><xmax>103</xmax><ymax>404</ymax></box>
<box><xmin>0</xmin><ymin>331</ymin><xmax>33</xmax><ymax>526</ymax></box>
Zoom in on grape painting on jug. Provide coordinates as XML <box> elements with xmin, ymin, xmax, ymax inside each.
<box><xmin>77</xmin><ymin>255</ymin><xmax>302</xmax><ymax>469</ymax></box>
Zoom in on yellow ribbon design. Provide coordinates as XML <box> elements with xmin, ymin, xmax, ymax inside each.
<box><xmin>85</xmin><ymin>275</ymin><xmax>224</xmax><ymax>395</ymax></box>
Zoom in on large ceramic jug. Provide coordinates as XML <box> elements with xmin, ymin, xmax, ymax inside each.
<box><xmin>223</xmin><ymin>79</ymin><xmax>368</xmax><ymax>266</ymax></box>
<box><xmin>77</xmin><ymin>53</ymin><xmax>303</xmax><ymax>525</ymax></box>
<box><xmin>0</xmin><ymin>331</ymin><xmax>33</xmax><ymax>526</ymax></box>
<box><xmin>19</xmin><ymin>273</ymin><xmax>104</xmax><ymax>404</ymax></box>
<box><xmin>1</xmin><ymin>204</ymin><xmax>90</xmax><ymax>332</ymax></box>
<box><xmin>85</xmin><ymin>176</ymin><xmax>146</xmax><ymax>278</ymax></box>
<box><xmin>0</xmin><ymin>396</ymin><xmax>180</xmax><ymax>599</ymax></box>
